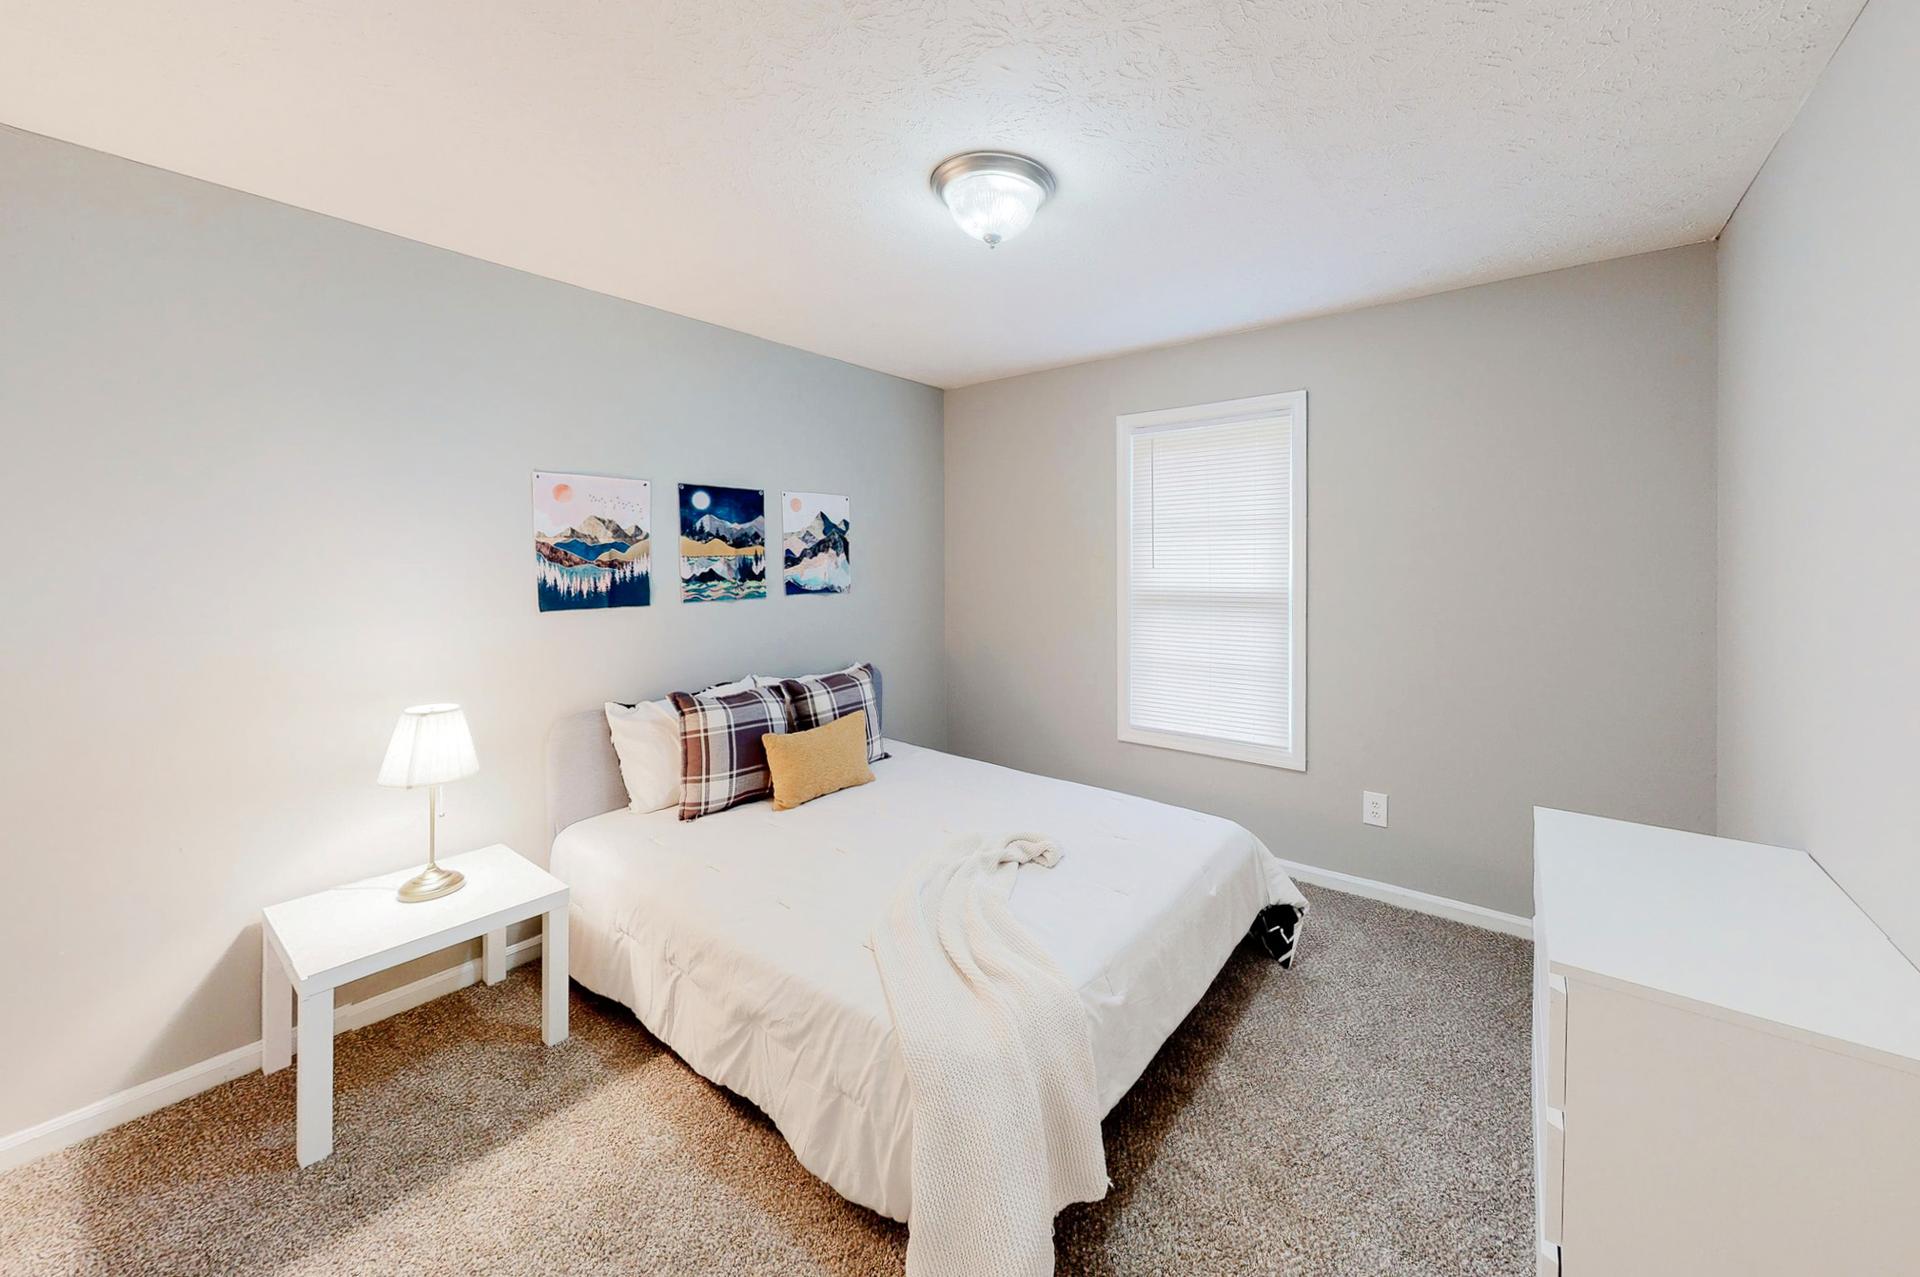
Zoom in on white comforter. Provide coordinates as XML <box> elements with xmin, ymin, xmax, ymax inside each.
<box><xmin>552</xmin><ymin>742</ymin><xmax>1306</xmax><ymax>1223</ymax></box>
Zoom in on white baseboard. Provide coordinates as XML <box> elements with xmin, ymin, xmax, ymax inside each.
<box><xmin>0</xmin><ymin>936</ymin><xmax>542</xmax><ymax>1174</ymax></box>
<box><xmin>329</xmin><ymin>935</ymin><xmax>541</xmax><ymax>1037</ymax></box>
<box><xmin>0</xmin><ymin>1039</ymin><xmax>266</xmax><ymax>1179</ymax></box>
<box><xmin>1276</xmin><ymin>858</ymin><xmax>1533</xmax><ymax>940</ymax></box>
<box><xmin>2</xmin><ymin>863</ymin><xmax>1524</xmax><ymax>1174</ymax></box>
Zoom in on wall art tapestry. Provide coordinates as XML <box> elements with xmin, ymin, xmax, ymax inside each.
<box><xmin>782</xmin><ymin>492</ymin><xmax>851</xmax><ymax>595</ymax></box>
<box><xmin>532</xmin><ymin>471</ymin><xmax>651</xmax><ymax>611</ymax></box>
<box><xmin>679</xmin><ymin>484</ymin><xmax>766</xmax><ymax>602</ymax></box>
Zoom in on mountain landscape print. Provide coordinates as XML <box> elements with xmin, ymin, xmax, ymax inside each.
<box><xmin>679</xmin><ymin>484</ymin><xmax>766</xmax><ymax>602</ymax></box>
<box><xmin>532</xmin><ymin>471</ymin><xmax>651</xmax><ymax>611</ymax></box>
<box><xmin>783</xmin><ymin>492</ymin><xmax>851</xmax><ymax>596</ymax></box>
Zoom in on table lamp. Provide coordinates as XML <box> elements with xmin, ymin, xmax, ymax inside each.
<box><xmin>377</xmin><ymin>703</ymin><xmax>479</xmax><ymax>902</ymax></box>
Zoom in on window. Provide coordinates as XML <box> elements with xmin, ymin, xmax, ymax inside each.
<box><xmin>1116</xmin><ymin>391</ymin><xmax>1306</xmax><ymax>770</ymax></box>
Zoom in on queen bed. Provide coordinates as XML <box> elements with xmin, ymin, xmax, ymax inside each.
<box><xmin>546</xmin><ymin>709</ymin><xmax>1307</xmax><ymax>1223</ymax></box>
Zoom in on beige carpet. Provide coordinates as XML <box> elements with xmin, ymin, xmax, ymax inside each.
<box><xmin>0</xmin><ymin>886</ymin><xmax>1534</xmax><ymax>1275</ymax></box>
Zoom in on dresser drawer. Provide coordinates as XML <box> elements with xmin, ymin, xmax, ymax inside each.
<box><xmin>1541</xmin><ymin>1105</ymin><xmax>1565</xmax><ymax>1245</ymax></box>
<box><xmin>1547</xmin><ymin>974</ymin><xmax>1568</xmax><ymax>1109</ymax></box>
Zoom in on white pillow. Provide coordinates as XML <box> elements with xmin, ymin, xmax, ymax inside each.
<box><xmin>758</xmin><ymin>663</ymin><xmax>857</xmax><ymax>683</ymax></box>
<box><xmin>605</xmin><ymin>700</ymin><xmax>682</xmax><ymax>813</ymax></box>
<box><xmin>701</xmin><ymin>677</ymin><xmax>760</xmax><ymax>696</ymax></box>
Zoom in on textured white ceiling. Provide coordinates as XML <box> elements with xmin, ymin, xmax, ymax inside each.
<box><xmin>0</xmin><ymin>1</ymin><xmax>1864</xmax><ymax>387</ymax></box>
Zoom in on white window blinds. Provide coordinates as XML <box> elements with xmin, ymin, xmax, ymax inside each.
<box><xmin>1117</xmin><ymin>392</ymin><xmax>1305</xmax><ymax>770</ymax></box>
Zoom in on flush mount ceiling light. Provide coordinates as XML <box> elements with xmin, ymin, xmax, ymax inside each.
<box><xmin>930</xmin><ymin>151</ymin><xmax>1056</xmax><ymax>248</ymax></box>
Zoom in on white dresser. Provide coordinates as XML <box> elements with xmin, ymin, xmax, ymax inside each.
<box><xmin>1532</xmin><ymin>808</ymin><xmax>1920</xmax><ymax>1275</ymax></box>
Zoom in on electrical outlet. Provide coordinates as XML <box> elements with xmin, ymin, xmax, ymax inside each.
<box><xmin>1363</xmin><ymin>791</ymin><xmax>1389</xmax><ymax>828</ymax></box>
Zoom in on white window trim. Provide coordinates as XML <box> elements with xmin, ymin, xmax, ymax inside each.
<box><xmin>1114</xmin><ymin>389</ymin><xmax>1307</xmax><ymax>771</ymax></box>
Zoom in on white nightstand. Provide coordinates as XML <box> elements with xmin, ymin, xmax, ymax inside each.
<box><xmin>261</xmin><ymin>844</ymin><xmax>570</xmax><ymax>1166</ymax></box>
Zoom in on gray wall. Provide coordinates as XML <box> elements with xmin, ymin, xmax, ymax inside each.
<box><xmin>1717</xmin><ymin>0</ymin><xmax>1920</xmax><ymax>959</ymax></box>
<box><xmin>944</xmin><ymin>246</ymin><xmax>1719</xmax><ymax>917</ymax></box>
<box><xmin>0</xmin><ymin>126</ymin><xmax>945</xmax><ymax>1136</ymax></box>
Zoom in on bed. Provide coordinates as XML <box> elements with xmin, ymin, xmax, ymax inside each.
<box><xmin>546</xmin><ymin>710</ymin><xmax>1307</xmax><ymax>1223</ymax></box>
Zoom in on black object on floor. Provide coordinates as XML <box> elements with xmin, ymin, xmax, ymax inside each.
<box><xmin>1252</xmin><ymin>902</ymin><xmax>1305</xmax><ymax>968</ymax></box>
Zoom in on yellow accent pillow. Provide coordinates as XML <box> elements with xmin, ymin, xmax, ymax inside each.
<box><xmin>763</xmin><ymin>709</ymin><xmax>876</xmax><ymax>811</ymax></box>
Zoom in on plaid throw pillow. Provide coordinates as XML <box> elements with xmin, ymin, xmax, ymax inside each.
<box><xmin>776</xmin><ymin>662</ymin><xmax>888</xmax><ymax>764</ymax></box>
<box><xmin>670</xmin><ymin>686</ymin><xmax>792</xmax><ymax>820</ymax></box>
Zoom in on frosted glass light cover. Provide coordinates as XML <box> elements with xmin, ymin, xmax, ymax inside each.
<box><xmin>942</xmin><ymin>170</ymin><xmax>1045</xmax><ymax>246</ymax></box>
<box><xmin>378</xmin><ymin>703</ymin><xmax>480</xmax><ymax>788</ymax></box>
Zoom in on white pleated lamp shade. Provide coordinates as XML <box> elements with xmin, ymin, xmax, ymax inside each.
<box><xmin>377</xmin><ymin>704</ymin><xmax>479</xmax><ymax>788</ymax></box>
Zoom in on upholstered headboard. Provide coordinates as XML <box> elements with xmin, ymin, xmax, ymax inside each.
<box><xmin>544</xmin><ymin>707</ymin><xmax>628</xmax><ymax>849</ymax></box>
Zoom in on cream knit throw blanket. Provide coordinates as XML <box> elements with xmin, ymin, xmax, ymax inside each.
<box><xmin>872</xmin><ymin>833</ymin><xmax>1109</xmax><ymax>1277</ymax></box>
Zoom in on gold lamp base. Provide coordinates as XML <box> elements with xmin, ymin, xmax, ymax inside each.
<box><xmin>396</xmin><ymin>863</ymin><xmax>466</xmax><ymax>903</ymax></box>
